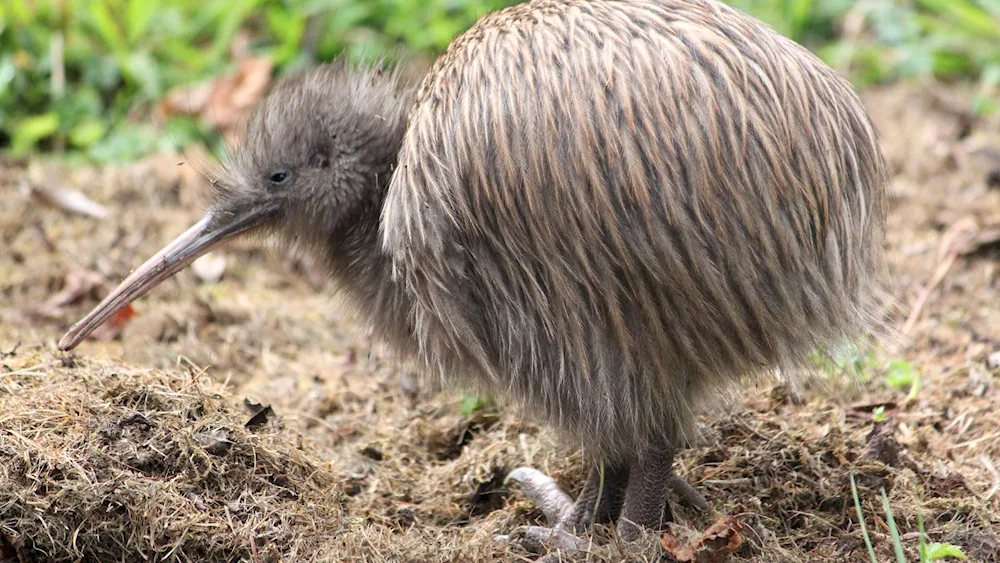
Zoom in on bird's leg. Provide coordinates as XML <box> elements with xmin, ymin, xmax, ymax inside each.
<box><xmin>499</xmin><ymin>452</ymin><xmax>708</xmax><ymax>556</ymax></box>
<box><xmin>561</xmin><ymin>460</ymin><xmax>630</xmax><ymax>531</ymax></box>
<box><xmin>498</xmin><ymin>460</ymin><xmax>629</xmax><ymax>553</ymax></box>
<box><xmin>616</xmin><ymin>445</ymin><xmax>703</xmax><ymax>541</ymax></box>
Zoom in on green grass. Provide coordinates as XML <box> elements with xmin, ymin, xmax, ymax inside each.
<box><xmin>2</xmin><ymin>0</ymin><xmax>999</xmax><ymax>163</ymax></box>
<box><xmin>850</xmin><ymin>473</ymin><xmax>969</xmax><ymax>562</ymax></box>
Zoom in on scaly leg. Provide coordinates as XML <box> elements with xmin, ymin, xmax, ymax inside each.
<box><xmin>617</xmin><ymin>446</ymin><xmax>677</xmax><ymax>541</ymax></box>
<box><xmin>563</xmin><ymin>461</ymin><xmax>630</xmax><ymax>531</ymax></box>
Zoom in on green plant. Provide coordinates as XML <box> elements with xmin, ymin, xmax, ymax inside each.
<box><xmin>918</xmin><ymin>508</ymin><xmax>969</xmax><ymax>561</ymax></box>
<box><xmin>0</xmin><ymin>0</ymin><xmax>519</xmax><ymax>161</ymax></box>
<box><xmin>885</xmin><ymin>359</ymin><xmax>922</xmax><ymax>400</ymax></box>
<box><xmin>850</xmin><ymin>473</ymin><xmax>968</xmax><ymax>563</ymax></box>
<box><xmin>920</xmin><ymin>543</ymin><xmax>969</xmax><ymax>561</ymax></box>
<box><xmin>851</xmin><ymin>473</ymin><xmax>880</xmax><ymax>563</ymax></box>
<box><xmin>458</xmin><ymin>393</ymin><xmax>497</xmax><ymax>417</ymax></box>
<box><xmin>882</xmin><ymin>488</ymin><xmax>907</xmax><ymax>563</ymax></box>
<box><xmin>809</xmin><ymin>343</ymin><xmax>877</xmax><ymax>382</ymax></box>
<box><xmin>872</xmin><ymin>405</ymin><xmax>887</xmax><ymax>422</ymax></box>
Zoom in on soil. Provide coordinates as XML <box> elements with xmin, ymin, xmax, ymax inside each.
<box><xmin>2</xmin><ymin>83</ymin><xmax>1000</xmax><ymax>562</ymax></box>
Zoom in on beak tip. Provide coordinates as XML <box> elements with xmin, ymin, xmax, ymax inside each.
<box><xmin>57</xmin><ymin>333</ymin><xmax>76</xmax><ymax>351</ymax></box>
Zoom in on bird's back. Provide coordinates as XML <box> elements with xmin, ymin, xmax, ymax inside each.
<box><xmin>380</xmin><ymin>0</ymin><xmax>889</xmax><ymax>459</ymax></box>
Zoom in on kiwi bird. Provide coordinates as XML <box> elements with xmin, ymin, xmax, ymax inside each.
<box><xmin>59</xmin><ymin>0</ymin><xmax>889</xmax><ymax>553</ymax></box>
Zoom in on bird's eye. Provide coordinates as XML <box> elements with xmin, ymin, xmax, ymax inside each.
<box><xmin>269</xmin><ymin>170</ymin><xmax>289</xmax><ymax>184</ymax></box>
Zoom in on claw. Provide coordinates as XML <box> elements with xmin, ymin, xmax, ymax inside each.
<box><xmin>667</xmin><ymin>474</ymin><xmax>709</xmax><ymax>511</ymax></box>
<box><xmin>496</xmin><ymin>525</ymin><xmax>588</xmax><ymax>555</ymax></box>
<box><xmin>505</xmin><ymin>467</ymin><xmax>574</xmax><ymax>524</ymax></box>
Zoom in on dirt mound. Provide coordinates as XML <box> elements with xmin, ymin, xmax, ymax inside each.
<box><xmin>0</xmin><ymin>352</ymin><xmax>343</xmax><ymax>563</ymax></box>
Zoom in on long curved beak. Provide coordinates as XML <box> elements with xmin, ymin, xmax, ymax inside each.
<box><xmin>58</xmin><ymin>206</ymin><xmax>273</xmax><ymax>351</ymax></box>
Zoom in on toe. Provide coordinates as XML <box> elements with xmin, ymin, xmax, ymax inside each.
<box><xmin>497</xmin><ymin>525</ymin><xmax>589</xmax><ymax>555</ymax></box>
<box><xmin>505</xmin><ymin>467</ymin><xmax>574</xmax><ymax>524</ymax></box>
<box><xmin>666</xmin><ymin>474</ymin><xmax>709</xmax><ymax>511</ymax></box>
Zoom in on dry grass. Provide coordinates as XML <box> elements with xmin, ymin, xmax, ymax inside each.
<box><xmin>0</xmin><ymin>352</ymin><xmax>344</xmax><ymax>562</ymax></box>
<box><xmin>2</xmin><ymin>83</ymin><xmax>1000</xmax><ymax>562</ymax></box>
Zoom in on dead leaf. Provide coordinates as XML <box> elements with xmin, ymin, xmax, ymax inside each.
<box><xmin>30</xmin><ymin>266</ymin><xmax>138</xmax><ymax>341</ymax></box>
<box><xmin>860</xmin><ymin>420</ymin><xmax>903</xmax><ymax>467</ymax></box>
<box><xmin>30</xmin><ymin>183</ymin><xmax>108</xmax><ymax>219</ymax></box>
<box><xmin>1</xmin><ymin>531</ymin><xmax>26</xmax><ymax>563</ymax></box>
<box><xmin>244</xmin><ymin>398</ymin><xmax>274</xmax><ymax>428</ymax></box>
<box><xmin>930</xmin><ymin>471</ymin><xmax>968</xmax><ymax>497</ymax></box>
<box><xmin>91</xmin><ymin>304</ymin><xmax>137</xmax><ymax>341</ymax></box>
<box><xmin>31</xmin><ymin>266</ymin><xmax>110</xmax><ymax>319</ymax></box>
<box><xmin>661</xmin><ymin>515</ymin><xmax>745</xmax><ymax>563</ymax></box>
<box><xmin>196</xmin><ymin>429</ymin><xmax>232</xmax><ymax>456</ymax></box>
<box><xmin>159</xmin><ymin>55</ymin><xmax>274</xmax><ymax>137</ymax></box>
<box><xmin>956</xmin><ymin>227</ymin><xmax>1000</xmax><ymax>256</ymax></box>
<box><xmin>192</xmin><ymin>252</ymin><xmax>227</xmax><ymax>283</ymax></box>
<box><xmin>1</xmin><ymin>342</ymin><xmax>19</xmax><ymax>359</ymax></box>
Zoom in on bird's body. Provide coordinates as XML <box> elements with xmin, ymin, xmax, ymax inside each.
<box><xmin>380</xmin><ymin>0</ymin><xmax>888</xmax><ymax>460</ymax></box>
<box><xmin>60</xmin><ymin>0</ymin><xmax>890</xmax><ymax>551</ymax></box>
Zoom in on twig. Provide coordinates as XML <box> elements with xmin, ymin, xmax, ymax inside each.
<box><xmin>981</xmin><ymin>455</ymin><xmax>1000</xmax><ymax>500</ymax></box>
<box><xmin>948</xmin><ymin>430</ymin><xmax>1000</xmax><ymax>450</ymax></box>
<box><xmin>902</xmin><ymin>219</ymin><xmax>979</xmax><ymax>335</ymax></box>
<box><xmin>902</xmin><ymin>250</ymin><xmax>958</xmax><ymax>335</ymax></box>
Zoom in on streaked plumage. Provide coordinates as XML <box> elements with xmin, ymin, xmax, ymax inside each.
<box><xmin>382</xmin><ymin>0</ymin><xmax>888</xmax><ymax>461</ymax></box>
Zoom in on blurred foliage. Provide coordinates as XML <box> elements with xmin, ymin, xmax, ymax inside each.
<box><xmin>1</xmin><ymin>0</ymin><xmax>999</xmax><ymax>163</ymax></box>
<box><xmin>0</xmin><ymin>0</ymin><xmax>519</xmax><ymax>162</ymax></box>
<box><xmin>730</xmin><ymin>0</ymin><xmax>1000</xmax><ymax>110</ymax></box>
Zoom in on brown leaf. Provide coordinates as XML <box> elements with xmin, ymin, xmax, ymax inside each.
<box><xmin>1</xmin><ymin>531</ymin><xmax>27</xmax><ymax>563</ymax></box>
<box><xmin>661</xmin><ymin>515</ymin><xmax>745</xmax><ymax>563</ymax></box>
<box><xmin>32</xmin><ymin>266</ymin><xmax>110</xmax><ymax>319</ymax></box>
<box><xmin>159</xmin><ymin>55</ymin><xmax>274</xmax><ymax>137</ymax></box>
<box><xmin>196</xmin><ymin>429</ymin><xmax>232</xmax><ymax>456</ymax></box>
<box><xmin>931</xmin><ymin>471</ymin><xmax>969</xmax><ymax>497</ymax></box>
<box><xmin>91</xmin><ymin>304</ymin><xmax>138</xmax><ymax>341</ymax></box>
<box><xmin>860</xmin><ymin>420</ymin><xmax>903</xmax><ymax>467</ymax></box>
<box><xmin>956</xmin><ymin>227</ymin><xmax>1000</xmax><ymax>256</ymax></box>
<box><xmin>159</xmin><ymin>79</ymin><xmax>215</xmax><ymax>117</ymax></box>
<box><xmin>31</xmin><ymin>266</ymin><xmax>137</xmax><ymax>340</ymax></box>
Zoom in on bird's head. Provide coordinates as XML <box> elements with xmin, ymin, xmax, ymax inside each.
<box><xmin>58</xmin><ymin>60</ymin><xmax>412</xmax><ymax>351</ymax></box>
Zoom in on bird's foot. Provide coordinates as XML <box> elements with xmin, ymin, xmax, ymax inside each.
<box><xmin>665</xmin><ymin>473</ymin><xmax>709</xmax><ymax>512</ymax></box>
<box><xmin>494</xmin><ymin>466</ymin><xmax>613</xmax><ymax>555</ymax></box>
<box><xmin>494</xmin><ymin>524</ymin><xmax>589</xmax><ymax>555</ymax></box>
<box><xmin>497</xmin><ymin>462</ymin><xmax>709</xmax><ymax>557</ymax></box>
<box><xmin>494</xmin><ymin>468</ymin><xmax>587</xmax><ymax>553</ymax></box>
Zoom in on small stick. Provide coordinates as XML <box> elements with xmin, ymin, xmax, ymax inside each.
<box><xmin>901</xmin><ymin>250</ymin><xmax>958</xmax><ymax>336</ymax></box>
<box><xmin>981</xmin><ymin>455</ymin><xmax>1000</xmax><ymax>500</ymax></box>
<box><xmin>902</xmin><ymin>218</ymin><xmax>979</xmax><ymax>335</ymax></box>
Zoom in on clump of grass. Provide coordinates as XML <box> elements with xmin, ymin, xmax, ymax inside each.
<box><xmin>0</xmin><ymin>351</ymin><xmax>345</xmax><ymax>562</ymax></box>
<box><xmin>850</xmin><ymin>473</ymin><xmax>969</xmax><ymax>563</ymax></box>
